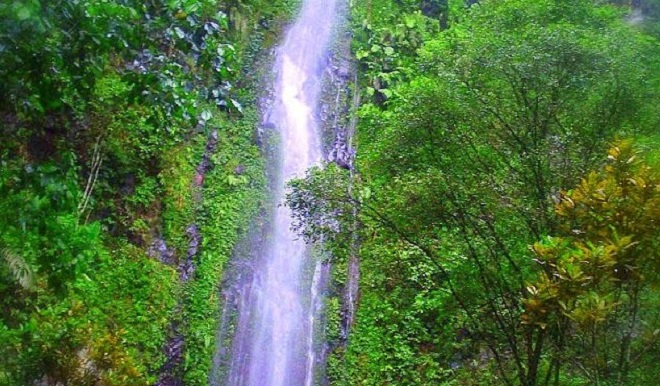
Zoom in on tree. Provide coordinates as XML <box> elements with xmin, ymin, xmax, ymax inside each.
<box><xmin>524</xmin><ymin>141</ymin><xmax>660</xmax><ymax>385</ymax></box>
<box><xmin>291</xmin><ymin>1</ymin><xmax>660</xmax><ymax>384</ymax></box>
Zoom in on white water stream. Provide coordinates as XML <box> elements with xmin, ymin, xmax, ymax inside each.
<box><xmin>221</xmin><ymin>0</ymin><xmax>339</xmax><ymax>384</ymax></box>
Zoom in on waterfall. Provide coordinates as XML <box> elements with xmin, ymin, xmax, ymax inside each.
<box><xmin>214</xmin><ymin>0</ymin><xmax>340</xmax><ymax>384</ymax></box>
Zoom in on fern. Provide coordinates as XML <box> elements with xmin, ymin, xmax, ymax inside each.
<box><xmin>1</xmin><ymin>248</ymin><xmax>34</xmax><ymax>290</ymax></box>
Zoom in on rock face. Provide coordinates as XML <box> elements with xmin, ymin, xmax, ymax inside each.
<box><xmin>197</xmin><ymin>130</ymin><xmax>219</xmax><ymax>178</ymax></box>
<box><xmin>328</xmin><ymin>130</ymin><xmax>352</xmax><ymax>170</ymax></box>
<box><xmin>155</xmin><ymin>128</ymin><xmax>220</xmax><ymax>385</ymax></box>
<box><xmin>314</xmin><ymin>2</ymin><xmax>362</xmax><ymax>379</ymax></box>
<box><xmin>180</xmin><ymin>224</ymin><xmax>200</xmax><ymax>282</ymax></box>
<box><xmin>155</xmin><ymin>329</ymin><xmax>185</xmax><ymax>386</ymax></box>
<box><xmin>323</xmin><ymin>53</ymin><xmax>356</xmax><ymax>173</ymax></box>
<box><xmin>148</xmin><ymin>238</ymin><xmax>175</xmax><ymax>265</ymax></box>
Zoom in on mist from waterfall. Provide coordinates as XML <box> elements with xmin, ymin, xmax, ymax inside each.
<box><xmin>217</xmin><ymin>0</ymin><xmax>340</xmax><ymax>384</ymax></box>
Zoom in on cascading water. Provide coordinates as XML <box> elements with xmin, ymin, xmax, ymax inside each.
<box><xmin>215</xmin><ymin>0</ymin><xmax>340</xmax><ymax>384</ymax></box>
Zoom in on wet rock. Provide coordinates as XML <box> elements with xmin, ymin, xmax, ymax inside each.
<box><xmin>261</xmin><ymin>121</ymin><xmax>276</xmax><ymax>131</ymax></box>
<box><xmin>335</xmin><ymin>158</ymin><xmax>350</xmax><ymax>170</ymax></box>
<box><xmin>148</xmin><ymin>238</ymin><xmax>176</xmax><ymax>265</ymax></box>
<box><xmin>155</xmin><ymin>331</ymin><xmax>185</xmax><ymax>386</ymax></box>
<box><xmin>186</xmin><ymin>224</ymin><xmax>201</xmax><ymax>259</ymax></box>
<box><xmin>157</xmin><ymin>125</ymin><xmax>222</xmax><ymax>385</ymax></box>
<box><xmin>337</xmin><ymin>60</ymin><xmax>351</xmax><ymax>80</ymax></box>
<box><xmin>256</xmin><ymin>121</ymin><xmax>277</xmax><ymax>147</ymax></box>
<box><xmin>328</xmin><ymin>130</ymin><xmax>352</xmax><ymax>170</ymax></box>
<box><xmin>196</xmin><ymin>130</ymin><xmax>219</xmax><ymax>176</ymax></box>
<box><xmin>178</xmin><ymin>224</ymin><xmax>201</xmax><ymax>282</ymax></box>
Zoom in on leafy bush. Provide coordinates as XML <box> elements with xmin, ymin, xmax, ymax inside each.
<box><xmin>294</xmin><ymin>1</ymin><xmax>660</xmax><ymax>385</ymax></box>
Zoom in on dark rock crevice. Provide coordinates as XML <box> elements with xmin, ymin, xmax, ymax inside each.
<box><xmin>155</xmin><ymin>128</ymin><xmax>219</xmax><ymax>386</ymax></box>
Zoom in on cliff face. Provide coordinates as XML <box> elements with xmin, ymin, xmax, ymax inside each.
<box><xmin>0</xmin><ymin>1</ymin><xmax>298</xmax><ymax>384</ymax></box>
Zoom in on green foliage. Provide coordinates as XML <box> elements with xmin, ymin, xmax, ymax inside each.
<box><xmin>0</xmin><ymin>157</ymin><xmax>100</xmax><ymax>291</ymax></box>
<box><xmin>524</xmin><ymin>142</ymin><xmax>659</xmax><ymax>384</ymax></box>
<box><xmin>350</xmin><ymin>0</ymin><xmax>441</xmax><ymax>102</ymax></box>
<box><xmin>160</xmin><ymin>140</ymin><xmax>202</xmax><ymax>257</ymax></box>
<box><xmin>0</xmin><ymin>0</ymin><xmax>293</xmax><ymax>383</ymax></box>
<box><xmin>0</xmin><ymin>248</ymin><xmax>33</xmax><ymax>290</ymax></box>
<box><xmin>288</xmin><ymin>164</ymin><xmax>354</xmax><ymax>243</ymax></box>
<box><xmin>0</xmin><ymin>0</ymin><xmax>241</xmax><ymax>122</ymax></box>
<box><xmin>181</xmin><ymin>108</ymin><xmax>266</xmax><ymax>385</ymax></box>
<box><xmin>293</xmin><ymin>1</ymin><xmax>660</xmax><ymax>385</ymax></box>
<box><xmin>0</xmin><ymin>158</ymin><xmax>177</xmax><ymax>384</ymax></box>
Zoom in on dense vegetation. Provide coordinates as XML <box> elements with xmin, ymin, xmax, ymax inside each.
<box><xmin>2</xmin><ymin>0</ymin><xmax>659</xmax><ymax>385</ymax></box>
<box><xmin>291</xmin><ymin>0</ymin><xmax>660</xmax><ymax>385</ymax></box>
<box><xmin>0</xmin><ymin>0</ymin><xmax>297</xmax><ymax>384</ymax></box>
